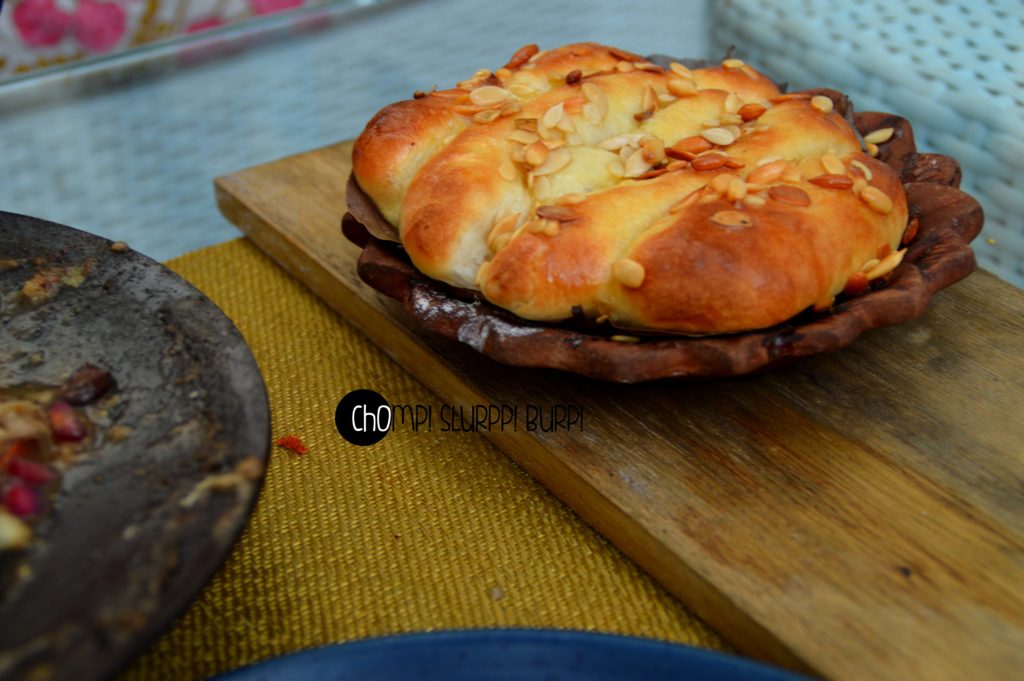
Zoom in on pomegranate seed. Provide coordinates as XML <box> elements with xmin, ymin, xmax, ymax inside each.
<box><xmin>8</xmin><ymin>457</ymin><xmax>55</xmax><ymax>485</ymax></box>
<box><xmin>49</xmin><ymin>401</ymin><xmax>87</xmax><ymax>442</ymax></box>
<box><xmin>1</xmin><ymin>439</ymin><xmax>35</xmax><ymax>469</ymax></box>
<box><xmin>4</xmin><ymin>482</ymin><xmax>38</xmax><ymax>517</ymax></box>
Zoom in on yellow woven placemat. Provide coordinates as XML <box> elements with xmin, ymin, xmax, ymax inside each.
<box><xmin>119</xmin><ymin>238</ymin><xmax>726</xmax><ymax>680</ymax></box>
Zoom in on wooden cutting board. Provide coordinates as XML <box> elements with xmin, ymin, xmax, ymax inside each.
<box><xmin>215</xmin><ymin>141</ymin><xmax>1024</xmax><ymax>681</ymax></box>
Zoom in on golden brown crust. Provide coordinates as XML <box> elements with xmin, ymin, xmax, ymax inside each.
<box><xmin>615</xmin><ymin>160</ymin><xmax>907</xmax><ymax>333</ymax></box>
<box><xmin>350</xmin><ymin>43</ymin><xmax>910</xmax><ymax>333</ymax></box>
<box><xmin>351</xmin><ymin>93</ymin><xmax>468</xmax><ymax>226</ymax></box>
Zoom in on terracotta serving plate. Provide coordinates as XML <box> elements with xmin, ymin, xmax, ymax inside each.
<box><xmin>344</xmin><ymin>105</ymin><xmax>983</xmax><ymax>383</ymax></box>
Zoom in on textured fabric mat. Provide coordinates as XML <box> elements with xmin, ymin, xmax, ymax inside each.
<box><xmin>118</xmin><ymin>238</ymin><xmax>726</xmax><ymax>680</ymax></box>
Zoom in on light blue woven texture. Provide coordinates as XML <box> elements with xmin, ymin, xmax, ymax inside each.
<box><xmin>0</xmin><ymin>0</ymin><xmax>707</xmax><ymax>262</ymax></box>
<box><xmin>710</xmin><ymin>0</ymin><xmax>1024</xmax><ymax>287</ymax></box>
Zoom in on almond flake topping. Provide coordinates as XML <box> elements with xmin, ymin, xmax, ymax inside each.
<box><xmin>821</xmin><ymin>153</ymin><xmax>845</xmax><ymax>175</ymax></box>
<box><xmin>668</xmin><ymin>136</ymin><xmax>713</xmax><ymax>159</ymax></box>
<box><xmin>640</xmin><ymin>136</ymin><xmax>666</xmax><ymax>163</ymax></box>
<box><xmin>524</xmin><ymin>141</ymin><xmax>549</xmax><ymax>167</ymax></box>
<box><xmin>768</xmin><ymin>185</ymin><xmax>811</xmax><ymax>206</ymax></box>
<box><xmin>507</xmin><ymin>130</ymin><xmax>539</xmax><ymax>145</ymax></box>
<box><xmin>599</xmin><ymin>134</ymin><xmax>634</xmax><ymax>151</ymax></box>
<box><xmin>746</xmin><ymin>159</ymin><xmax>788</xmax><ymax>184</ymax></box>
<box><xmin>669</xmin><ymin>62</ymin><xmax>693</xmax><ymax>78</ymax></box>
<box><xmin>810</xmin><ymin>95</ymin><xmax>834</xmax><ymax>113</ymax></box>
<box><xmin>508</xmin><ymin>84</ymin><xmax>538</xmax><ymax>97</ymax></box>
<box><xmin>860</xmin><ymin>186</ymin><xmax>894</xmax><ymax>214</ymax></box>
<box><xmin>809</xmin><ymin>173</ymin><xmax>854</xmax><ymax>189</ymax></box>
<box><xmin>533</xmin><ymin>175</ymin><xmax>553</xmax><ymax>200</ymax></box>
<box><xmin>531</xmin><ymin>146</ymin><xmax>572</xmax><ymax>177</ymax></box>
<box><xmin>709</xmin><ymin>173</ymin><xmax>734</xmax><ymax>194</ymax></box>
<box><xmin>863</xmin><ymin>127</ymin><xmax>895</xmax><ymax>144</ymax></box>
<box><xmin>613</xmin><ymin>258</ymin><xmax>646</xmax><ymax>288</ymax></box>
<box><xmin>542</xmin><ymin>102</ymin><xmax>565</xmax><ymax>129</ymax></box>
<box><xmin>473</xmin><ymin>109</ymin><xmax>501</xmax><ymax>123</ymax></box>
<box><xmin>498</xmin><ymin>162</ymin><xmax>517</xmax><ymax>181</ymax></box>
<box><xmin>487</xmin><ymin>212</ymin><xmax>520</xmax><ymax>251</ymax></box>
<box><xmin>667</xmin><ymin>79</ymin><xmax>698</xmax><ymax>97</ymax></box>
<box><xmin>581</xmin><ymin>82</ymin><xmax>609</xmax><ymax>118</ymax></box>
<box><xmin>701</xmin><ymin>127</ymin><xmax>737</xmax><ymax>146</ymax></box>
<box><xmin>691</xmin><ymin>153</ymin><xmax>728</xmax><ymax>171</ymax></box>
<box><xmin>469</xmin><ymin>85</ymin><xmax>513</xmax><ymax>106</ymax></box>
<box><xmin>641</xmin><ymin>84</ymin><xmax>658</xmax><ymax>113</ymax></box>
<box><xmin>582</xmin><ymin>103</ymin><xmax>603</xmax><ymax>124</ymax></box>
<box><xmin>850</xmin><ymin>160</ymin><xmax>873</xmax><ymax>181</ymax></box>
<box><xmin>726</xmin><ymin>176</ymin><xmax>748</xmax><ymax>201</ymax></box>
<box><xmin>711</xmin><ymin>210</ymin><xmax>753</xmax><ymax>227</ymax></box>
<box><xmin>738</xmin><ymin>103</ymin><xmax>767</xmax><ymax>121</ymax></box>
<box><xmin>865</xmin><ymin>248</ymin><xmax>906</xmax><ymax>279</ymax></box>
<box><xmin>536</xmin><ymin>205</ymin><xmax>581</xmax><ymax>222</ymax></box>
<box><xmin>623</xmin><ymin>148</ymin><xmax>652</xmax><ymax>178</ymax></box>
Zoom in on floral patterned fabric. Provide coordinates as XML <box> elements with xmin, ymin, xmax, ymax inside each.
<box><xmin>0</xmin><ymin>0</ymin><xmax>322</xmax><ymax>80</ymax></box>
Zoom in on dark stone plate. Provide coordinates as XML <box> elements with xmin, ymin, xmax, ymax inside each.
<box><xmin>0</xmin><ymin>213</ymin><xmax>270</xmax><ymax>680</ymax></box>
<box><xmin>344</xmin><ymin>103</ymin><xmax>984</xmax><ymax>383</ymax></box>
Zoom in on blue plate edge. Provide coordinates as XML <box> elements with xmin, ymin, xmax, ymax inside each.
<box><xmin>210</xmin><ymin>628</ymin><xmax>812</xmax><ymax>681</ymax></box>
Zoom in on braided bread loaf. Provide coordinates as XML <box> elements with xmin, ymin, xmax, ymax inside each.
<box><xmin>350</xmin><ymin>42</ymin><xmax>909</xmax><ymax>334</ymax></box>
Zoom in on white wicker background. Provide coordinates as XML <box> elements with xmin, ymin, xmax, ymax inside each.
<box><xmin>0</xmin><ymin>0</ymin><xmax>708</xmax><ymax>261</ymax></box>
<box><xmin>710</xmin><ymin>0</ymin><xmax>1024</xmax><ymax>288</ymax></box>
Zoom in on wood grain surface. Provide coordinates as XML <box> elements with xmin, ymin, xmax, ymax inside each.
<box><xmin>215</xmin><ymin>141</ymin><xmax>1024</xmax><ymax>681</ymax></box>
